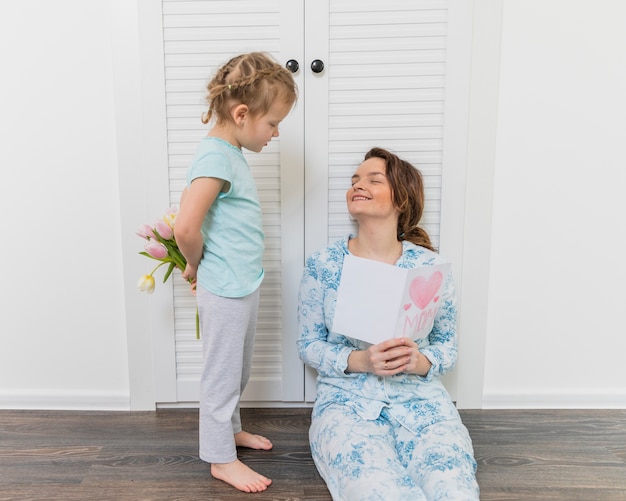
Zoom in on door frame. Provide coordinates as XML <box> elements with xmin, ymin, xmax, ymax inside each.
<box><xmin>113</xmin><ymin>0</ymin><xmax>175</xmax><ymax>410</ymax></box>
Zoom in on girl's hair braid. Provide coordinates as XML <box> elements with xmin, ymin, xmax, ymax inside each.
<box><xmin>202</xmin><ymin>52</ymin><xmax>298</xmax><ymax>124</ymax></box>
<box><xmin>363</xmin><ymin>147</ymin><xmax>436</xmax><ymax>252</ymax></box>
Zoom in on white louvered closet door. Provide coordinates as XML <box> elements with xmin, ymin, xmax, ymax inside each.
<box><xmin>161</xmin><ymin>0</ymin><xmax>305</xmax><ymax>404</ymax></box>
<box><xmin>326</xmin><ymin>1</ymin><xmax>448</xmax><ymax>247</ymax></box>
<box><xmin>157</xmin><ymin>0</ymin><xmax>466</xmax><ymax>404</ymax></box>
<box><xmin>303</xmin><ymin>0</ymin><xmax>457</xmax><ymax>400</ymax></box>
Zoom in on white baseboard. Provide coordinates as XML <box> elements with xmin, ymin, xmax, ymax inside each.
<box><xmin>482</xmin><ymin>390</ymin><xmax>626</xmax><ymax>409</ymax></box>
<box><xmin>8</xmin><ymin>388</ymin><xmax>623</xmax><ymax>411</ymax></box>
<box><xmin>156</xmin><ymin>401</ymin><xmax>314</xmax><ymax>409</ymax></box>
<box><xmin>0</xmin><ymin>389</ymin><xmax>130</xmax><ymax>411</ymax></box>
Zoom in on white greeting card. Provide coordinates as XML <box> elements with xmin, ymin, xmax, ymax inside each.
<box><xmin>332</xmin><ymin>255</ymin><xmax>451</xmax><ymax>344</ymax></box>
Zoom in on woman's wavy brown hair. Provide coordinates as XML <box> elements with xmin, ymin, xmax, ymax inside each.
<box><xmin>363</xmin><ymin>147</ymin><xmax>435</xmax><ymax>252</ymax></box>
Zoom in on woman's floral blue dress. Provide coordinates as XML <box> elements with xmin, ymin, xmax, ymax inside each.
<box><xmin>297</xmin><ymin>236</ymin><xmax>480</xmax><ymax>501</ymax></box>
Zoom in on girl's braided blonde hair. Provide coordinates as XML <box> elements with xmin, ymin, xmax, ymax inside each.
<box><xmin>202</xmin><ymin>52</ymin><xmax>298</xmax><ymax>125</ymax></box>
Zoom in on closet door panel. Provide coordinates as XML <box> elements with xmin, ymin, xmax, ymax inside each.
<box><xmin>325</xmin><ymin>0</ymin><xmax>449</xmax><ymax>246</ymax></box>
<box><xmin>161</xmin><ymin>0</ymin><xmax>302</xmax><ymax>403</ymax></box>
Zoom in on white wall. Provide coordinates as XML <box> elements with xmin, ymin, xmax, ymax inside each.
<box><xmin>0</xmin><ymin>1</ymin><xmax>131</xmax><ymax>409</ymax></box>
<box><xmin>481</xmin><ymin>0</ymin><xmax>626</xmax><ymax>408</ymax></box>
<box><xmin>0</xmin><ymin>0</ymin><xmax>624</xmax><ymax>411</ymax></box>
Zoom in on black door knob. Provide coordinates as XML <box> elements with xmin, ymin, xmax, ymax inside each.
<box><xmin>311</xmin><ymin>59</ymin><xmax>325</xmax><ymax>73</ymax></box>
<box><xmin>286</xmin><ymin>59</ymin><xmax>299</xmax><ymax>73</ymax></box>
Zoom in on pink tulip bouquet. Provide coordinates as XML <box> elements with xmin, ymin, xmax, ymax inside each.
<box><xmin>136</xmin><ymin>207</ymin><xmax>199</xmax><ymax>338</ymax></box>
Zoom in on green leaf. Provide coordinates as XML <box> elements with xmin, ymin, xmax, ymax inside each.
<box><xmin>163</xmin><ymin>262</ymin><xmax>176</xmax><ymax>282</ymax></box>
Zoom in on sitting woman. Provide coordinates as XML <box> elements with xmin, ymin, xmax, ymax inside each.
<box><xmin>297</xmin><ymin>147</ymin><xmax>480</xmax><ymax>501</ymax></box>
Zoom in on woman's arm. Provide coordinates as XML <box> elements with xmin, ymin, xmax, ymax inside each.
<box><xmin>418</xmin><ymin>270</ymin><xmax>458</xmax><ymax>378</ymax></box>
<box><xmin>297</xmin><ymin>253</ymin><xmax>357</xmax><ymax>378</ymax></box>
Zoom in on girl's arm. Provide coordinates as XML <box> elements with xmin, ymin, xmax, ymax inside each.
<box><xmin>174</xmin><ymin>177</ymin><xmax>224</xmax><ymax>281</ymax></box>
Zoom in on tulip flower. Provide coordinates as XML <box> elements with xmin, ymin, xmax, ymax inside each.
<box><xmin>154</xmin><ymin>219</ymin><xmax>174</xmax><ymax>240</ymax></box>
<box><xmin>137</xmin><ymin>274</ymin><xmax>156</xmax><ymax>294</ymax></box>
<box><xmin>163</xmin><ymin>207</ymin><xmax>178</xmax><ymax>227</ymax></box>
<box><xmin>136</xmin><ymin>224</ymin><xmax>156</xmax><ymax>240</ymax></box>
<box><xmin>136</xmin><ymin>206</ymin><xmax>200</xmax><ymax>338</ymax></box>
<box><xmin>145</xmin><ymin>241</ymin><xmax>168</xmax><ymax>259</ymax></box>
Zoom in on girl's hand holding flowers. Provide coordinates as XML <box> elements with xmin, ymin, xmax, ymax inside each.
<box><xmin>136</xmin><ymin>207</ymin><xmax>200</xmax><ymax>338</ymax></box>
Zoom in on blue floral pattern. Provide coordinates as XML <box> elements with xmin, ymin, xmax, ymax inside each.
<box><xmin>298</xmin><ymin>236</ymin><xmax>479</xmax><ymax>500</ymax></box>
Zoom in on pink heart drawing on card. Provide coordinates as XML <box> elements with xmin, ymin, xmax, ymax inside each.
<box><xmin>403</xmin><ymin>303</ymin><xmax>411</xmax><ymax>311</ymax></box>
<box><xmin>409</xmin><ymin>271</ymin><xmax>443</xmax><ymax>310</ymax></box>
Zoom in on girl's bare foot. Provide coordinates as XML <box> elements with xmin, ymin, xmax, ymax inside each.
<box><xmin>211</xmin><ymin>459</ymin><xmax>272</xmax><ymax>493</ymax></box>
<box><xmin>235</xmin><ymin>430</ymin><xmax>273</xmax><ymax>450</ymax></box>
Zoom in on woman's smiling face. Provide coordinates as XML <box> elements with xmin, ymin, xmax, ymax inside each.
<box><xmin>346</xmin><ymin>156</ymin><xmax>398</xmax><ymax>221</ymax></box>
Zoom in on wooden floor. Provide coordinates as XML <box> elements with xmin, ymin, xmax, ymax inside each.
<box><xmin>1</xmin><ymin>408</ymin><xmax>625</xmax><ymax>501</ymax></box>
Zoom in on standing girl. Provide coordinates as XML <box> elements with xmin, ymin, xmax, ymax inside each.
<box><xmin>174</xmin><ymin>52</ymin><xmax>297</xmax><ymax>493</ymax></box>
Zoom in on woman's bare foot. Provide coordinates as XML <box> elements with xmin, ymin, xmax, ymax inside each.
<box><xmin>235</xmin><ymin>430</ymin><xmax>273</xmax><ymax>450</ymax></box>
<box><xmin>211</xmin><ymin>460</ymin><xmax>272</xmax><ymax>493</ymax></box>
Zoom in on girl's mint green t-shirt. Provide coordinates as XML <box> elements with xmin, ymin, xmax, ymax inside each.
<box><xmin>186</xmin><ymin>137</ymin><xmax>264</xmax><ymax>298</ymax></box>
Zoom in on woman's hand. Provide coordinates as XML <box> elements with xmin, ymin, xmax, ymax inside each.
<box><xmin>371</xmin><ymin>337</ymin><xmax>420</xmax><ymax>376</ymax></box>
<box><xmin>394</xmin><ymin>338</ymin><xmax>432</xmax><ymax>376</ymax></box>
<box><xmin>347</xmin><ymin>337</ymin><xmax>431</xmax><ymax>376</ymax></box>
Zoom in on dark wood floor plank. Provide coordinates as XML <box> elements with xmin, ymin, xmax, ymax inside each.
<box><xmin>0</xmin><ymin>486</ymin><xmax>86</xmax><ymax>501</ymax></box>
<box><xmin>1</xmin><ymin>408</ymin><xmax>625</xmax><ymax>500</ymax></box>
<box><xmin>459</xmin><ymin>409</ymin><xmax>626</xmax><ymax>445</ymax></box>
<box><xmin>480</xmin><ymin>488</ymin><xmax>626</xmax><ymax>501</ymax></box>
<box><xmin>0</xmin><ymin>445</ymin><xmax>102</xmax><ymax>459</ymax></box>
<box><xmin>474</xmin><ymin>443</ymin><xmax>625</xmax><ymax>467</ymax></box>
<box><xmin>477</xmin><ymin>464</ymin><xmax>626</xmax><ymax>488</ymax></box>
<box><xmin>608</xmin><ymin>444</ymin><xmax>626</xmax><ymax>462</ymax></box>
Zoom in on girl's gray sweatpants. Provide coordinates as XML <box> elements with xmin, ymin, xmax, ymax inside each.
<box><xmin>197</xmin><ymin>285</ymin><xmax>260</xmax><ymax>464</ymax></box>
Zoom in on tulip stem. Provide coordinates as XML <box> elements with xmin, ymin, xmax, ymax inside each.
<box><xmin>150</xmin><ymin>262</ymin><xmax>167</xmax><ymax>276</ymax></box>
<box><xmin>195</xmin><ymin>308</ymin><xmax>200</xmax><ymax>340</ymax></box>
